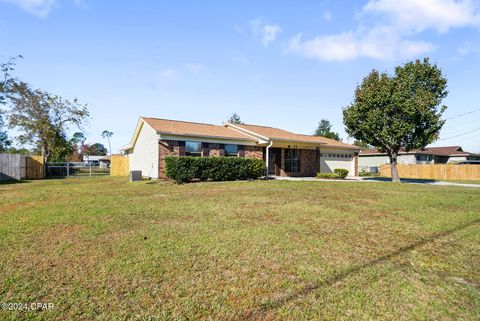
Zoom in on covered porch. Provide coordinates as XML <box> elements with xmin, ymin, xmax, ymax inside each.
<box><xmin>264</xmin><ymin>141</ymin><xmax>324</xmax><ymax>177</ymax></box>
<box><xmin>263</xmin><ymin>140</ymin><xmax>358</xmax><ymax>178</ymax></box>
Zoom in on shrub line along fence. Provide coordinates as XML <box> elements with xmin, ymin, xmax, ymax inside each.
<box><xmin>0</xmin><ymin>154</ymin><xmax>44</xmax><ymax>181</ymax></box>
<box><xmin>380</xmin><ymin>164</ymin><xmax>480</xmax><ymax>181</ymax></box>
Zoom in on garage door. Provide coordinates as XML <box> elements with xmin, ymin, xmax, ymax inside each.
<box><xmin>320</xmin><ymin>154</ymin><xmax>354</xmax><ymax>176</ymax></box>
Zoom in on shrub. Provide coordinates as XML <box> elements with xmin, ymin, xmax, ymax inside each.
<box><xmin>316</xmin><ymin>168</ymin><xmax>349</xmax><ymax>179</ymax></box>
<box><xmin>165</xmin><ymin>156</ymin><xmax>266</xmax><ymax>183</ymax></box>
<box><xmin>333</xmin><ymin>168</ymin><xmax>349</xmax><ymax>179</ymax></box>
<box><xmin>316</xmin><ymin>172</ymin><xmax>337</xmax><ymax>179</ymax></box>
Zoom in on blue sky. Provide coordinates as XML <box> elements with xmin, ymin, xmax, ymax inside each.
<box><xmin>1</xmin><ymin>0</ymin><xmax>480</xmax><ymax>153</ymax></box>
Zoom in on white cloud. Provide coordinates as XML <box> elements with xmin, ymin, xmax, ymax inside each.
<box><xmin>287</xmin><ymin>0</ymin><xmax>479</xmax><ymax>62</ymax></box>
<box><xmin>287</xmin><ymin>28</ymin><xmax>436</xmax><ymax>62</ymax></box>
<box><xmin>250</xmin><ymin>18</ymin><xmax>282</xmax><ymax>47</ymax></box>
<box><xmin>184</xmin><ymin>63</ymin><xmax>206</xmax><ymax>73</ymax></box>
<box><xmin>0</xmin><ymin>0</ymin><xmax>57</xmax><ymax>17</ymax></box>
<box><xmin>0</xmin><ymin>0</ymin><xmax>86</xmax><ymax>17</ymax></box>
<box><xmin>363</xmin><ymin>0</ymin><xmax>480</xmax><ymax>33</ymax></box>
<box><xmin>261</xmin><ymin>24</ymin><xmax>281</xmax><ymax>47</ymax></box>
<box><xmin>288</xmin><ymin>33</ymin><xmax>358</xmax><ymax>61</ymax></box>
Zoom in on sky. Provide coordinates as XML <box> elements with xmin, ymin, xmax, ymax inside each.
<box><xmin>1</xmin><ymin>0</ymin><xmax>480</xmax><ymax>153</ymax></box>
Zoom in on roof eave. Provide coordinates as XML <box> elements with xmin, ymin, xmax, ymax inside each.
<box><xmin>157</xmin><ymin>132</ymin><xmax>258</xmax><ymax>142</ymax></box>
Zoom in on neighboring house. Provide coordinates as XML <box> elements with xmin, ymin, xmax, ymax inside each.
<box><xmin>82</xmin><ymin>155</ymin><xmax>110</xmax><ymax>167</ymax></box>
<box><xmin>120</xmin><ymin>117</ymin><xmax>360</xmax><ymax>179</ymax></box>
<box><xmin>359</xmin><ymin>146</ymin><xmax>480</xmax><ymax>173</ymax></box>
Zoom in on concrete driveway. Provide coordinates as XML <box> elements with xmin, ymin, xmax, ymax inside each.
<box><xmin>273</xmin><ymin>176</ymin><xmax>480</xmax><ymax>188</ymax></box>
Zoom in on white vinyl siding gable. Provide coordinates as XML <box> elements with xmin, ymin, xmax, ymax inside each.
<box><xmin>129</xmin><ymin>122</ymin><xmax>159</xmax><ymax>178</ymax></box>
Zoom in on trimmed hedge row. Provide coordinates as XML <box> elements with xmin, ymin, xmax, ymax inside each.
<box><xmin>165</xmin><ymin>156</ymin><xmax>266</xmax><ymax>183</ymax></box>
<box><xmin>316</xmin><ymin>168</ymin><xmax>349</xmax><ymax>179</ymax></box>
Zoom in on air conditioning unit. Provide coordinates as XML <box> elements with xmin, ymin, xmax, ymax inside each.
<box><xmin>129</xmin><ymin>170</ymin><xmax>142</xmax><ymax>182</ymax></box>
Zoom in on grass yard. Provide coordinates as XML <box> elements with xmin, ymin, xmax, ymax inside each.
<box><xmin>1</xmin><ymin>177</ymin><xmax>479</xmax><ymax>320</ymax></box>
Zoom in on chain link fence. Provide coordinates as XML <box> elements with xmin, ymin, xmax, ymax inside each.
<box><xmin>46</xmin><ymin>162</ymin><xmax>110</xmax><ymax>177</ymax></box>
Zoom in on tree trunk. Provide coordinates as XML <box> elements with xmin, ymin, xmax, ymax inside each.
<box><xmin>389</xmin><ymin>152</ymin><xmax>400</xmax><ymax>182</ymax></box>
<box><xmin>41</xmin><ymin>143</ymin><xmax>47</xmax><ymax>178</ymax></box>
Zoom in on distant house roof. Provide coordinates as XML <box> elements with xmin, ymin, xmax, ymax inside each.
<box><xmin>226</xmin><ymin>123</ymin><xmax>359</xmax><ymax>149</ymax></box>
<box><xmin>83</xmin><ymin>155</ymin><xmax>108</xmax><ymax>161</ymax></box>
<box><xmin>359</xmin><ymin>146</ymin><xmax>479</xmax><ymax>157</ymax></box>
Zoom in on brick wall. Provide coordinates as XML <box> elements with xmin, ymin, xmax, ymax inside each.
<box><xmin>243</xmin><ymin>145</ymin><xmax>263</xmax><ymax>159</ymax></box>
<box><xmin>207</xmin><ymin>143</ymin><xmax>225</xmax><ymax>157</ymax></box>
<box><xmin>354</xmin><ymin>154</ymin><xmax>359</xmax><ymax>176</ymax></box>
<box><xmin>158</xmin><ymin>141</ymin><xmax>264</xmax><ymax>178</ymax></box>
<box><xmin>158</xmin><ymin>140</ymin><xmax>184</xmax><ymax>179</ymax></box>
<box><xmin>278</xmin><ymin>149</ymin><xmax>318</xmax><ymax>177</ymax></box>
<box><xmin>300</xmin><ymin>149</ymin><xmax>319</xmax><ymax>176</ymax></box>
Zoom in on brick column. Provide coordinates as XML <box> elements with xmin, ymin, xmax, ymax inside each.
<box><xmin>159</xmin><ymin>140</ymin><xmax>184</xmax><ymax>179</ymax></box>
<box><xmin>177</xmin><ymin>141</ymin><xmax>185</xmax><ymax>156</ymax></box>
<box><xmin>201</xmin><ymin>143</ymin><xmax>210</xmax><ymax>157</ymax></box>
<box><xmin>218</xmin><ymin>144</ymin><xmax>225</xmax><ymax>156</ymax></box>
<box><xmin>280</xmin><ymin>148</ymin><xmax>287</xmax><ymax>176</ymax></box>
<box><xmin>354</xmin><ymin>153</ymin><xmax>359</xmax><ymax>176</ymax></box>
<box><xmin>237</xmin><ymin>145</ymin><xmax>245</xmax><ymax>157</ymax></box>
<box><xmin>315</xmin><ymin>147</ymin><xmax>320</xmax><ymax>174</ymax></box>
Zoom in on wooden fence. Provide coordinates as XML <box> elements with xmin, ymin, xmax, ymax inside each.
<box><xmin>26</xmin><ymin>155</ymin><xmax>44</xmax><ymax>179</ymax></box>
<box><xmin>0</xmin><ymin>154</ymin><xmax>44</xmax><ymax>181</ymax></box>
<box><xmin>110</xmin><ymin>155</ymin><xmax>129</xmax><ymax>176</ymax></box>
<box><xmin>380</xmin><ymin>164</ymin><xmax>480</xmax><ymax>181</ymax></box>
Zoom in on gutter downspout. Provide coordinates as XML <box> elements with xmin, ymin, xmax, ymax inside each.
<box><xmin>265</xmin><ymin>140</ymin><xmax>273</xmax><ymax>179</ymax></box>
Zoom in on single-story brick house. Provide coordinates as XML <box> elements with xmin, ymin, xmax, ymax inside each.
<box><xmin>120</xmin><ymin>117</ymin><xmax>360</xmax><ymax>179</ymax></box>
<box><xmin>359</xmin><ymin>146</ymin><xmax>480</xmax><ymax>173</ymax></box>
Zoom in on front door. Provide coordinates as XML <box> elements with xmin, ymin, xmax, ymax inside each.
<box><xmin>285</xmin><ymin>148</ymin><xmax>301</xmax><ymax>176</ymax></box>
<box><xmin>269</xmin><ymin>148</ymin><xmax>281</xmax><ymax>175</ymax></box>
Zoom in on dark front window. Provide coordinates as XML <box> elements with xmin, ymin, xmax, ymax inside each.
<box><xmin>285</xmin><ymin>148</ymin><xmax>300</xmax><ymax>173</ymax></box>
<box><xmin>224</xmin><ymin>144</ymin><xmax>238</xmax><ymax>156</ymax></box>
<box><xmin>185</xmin><ymin>141</ymin><xmax>202</xmax><ymax>156</ymax></box>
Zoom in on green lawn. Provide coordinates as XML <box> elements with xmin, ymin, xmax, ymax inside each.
<box><xmin>440</xmin><ymin>179</ymin><xmax>480</xmax><ymax>185</ymax></box>
<box><xmin>1</xmin><ymin>177</ymin><xmax>479</xmax><ymax>320</ymax></box>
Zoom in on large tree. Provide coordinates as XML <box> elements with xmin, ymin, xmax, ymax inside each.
<box><xmin>343</xmin><ymin>58</ymin><xmax>448</xmax><ymax>182</ymax></box>
<box><xmin>314</xmin><ymin>119</ymin><xmax>341</xmax><ymax>141</ymax></box>
<box><xmin>8</xmin><ymin>81</ymin><xmax>89</xmax><ymax>162</ymax></box>
<box><xmin>101</xmin><ymin>130</ymin><xmax>113</xmax><ymax>155</ymax></box>
<box><xmin>0</xmin><ymin>116</ymin><xmax>11</xmax><ymax>152</ymax></box>
<box><xmin>83</xmin><ymin>143</ymin><xmax>108</xmax><ymax>156</ymax></box>
<box><xmin>353</xmin><ymin>140</ymin><xmax>372</xmax><ymax>149</ymax></box>
<box><xmin>49</xmin><ymin>130</ymin><xmax>74</xmax><ymax>162</ymax></box>
<box><xmin>68</xmin><ymin>131</ymin><xmax>86</xmax><ymax>161</ymax></box>
<box><xmin>0</xmin><ymin>56</ymin><xmax>20</xmax><ymax>151</ymax></box>
<box><xmin>227</xmin><ymin>113</ymin><xmax>243</xmax><ymax>124</ymax></box>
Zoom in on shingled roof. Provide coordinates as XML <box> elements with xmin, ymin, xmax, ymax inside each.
<box><xmin>123</xmin><ymin>117</ymin><xmax>360</xmax><ymax>150</ymax></box>
<box><xmin>142</xmin><ymin>117</ymin><xmax>257</xmax><ymax>141</ymax></box>
<box><xmin>227</xmin><ymin>123</ymin><xmax>359</xmax><ymax>149</ymax></box>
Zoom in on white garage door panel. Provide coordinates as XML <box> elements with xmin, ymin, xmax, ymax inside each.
<box><xmin>321</xmin><ymin>158</ymin><xmax>352</xmax><ymax>173</ymax></box>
